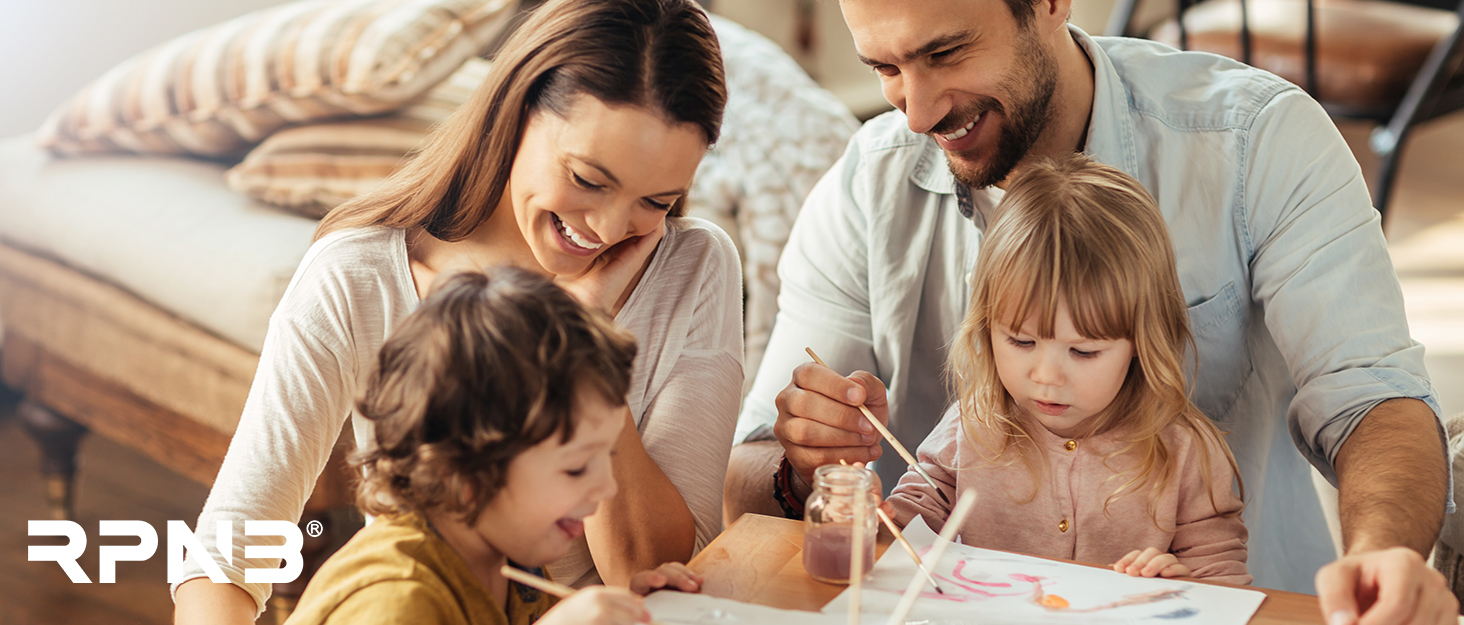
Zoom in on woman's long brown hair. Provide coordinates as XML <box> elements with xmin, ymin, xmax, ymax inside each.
<box><xmin>314</xmin><ymin>0</ymin><xmax>725</xmax><ymax>242</ymax></box>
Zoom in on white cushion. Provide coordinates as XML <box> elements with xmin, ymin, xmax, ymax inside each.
<box><xmin>0</xmin><ymin>134</ymin><xmax>316</xmax><ymax>352</ymax></box>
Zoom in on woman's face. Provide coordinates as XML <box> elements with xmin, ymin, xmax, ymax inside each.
<box><xmin>505</xmin><ymin>95</ymin><xmax>707</xmax><ymax>278</ymax></box>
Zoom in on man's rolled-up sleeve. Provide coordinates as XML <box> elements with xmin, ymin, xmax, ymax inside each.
<box><xmin>1243</xmin><ymin>88</ymin><xmax>1443</xmax><ymax>491</ymax></box>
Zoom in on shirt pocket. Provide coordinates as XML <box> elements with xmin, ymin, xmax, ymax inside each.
<box><xmin>1186</xmin><ymin>280</ymin><xmax>1253</xmax><ymax>421</ymax></box>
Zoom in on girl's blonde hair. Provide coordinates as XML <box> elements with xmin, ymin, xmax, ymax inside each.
<box><xmin>948</xmin><ymin>153</ymin><xmax>1242</xmax><ymax>525</ymax></box>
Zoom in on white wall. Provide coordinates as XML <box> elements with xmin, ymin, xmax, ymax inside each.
<box><xmin>0</xmin><ymin>0</ymin><xmax>293</xmax><ymax>139</ymax></box>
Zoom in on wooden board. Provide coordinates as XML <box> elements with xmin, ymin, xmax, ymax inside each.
<box><xmin>2</xmin><ymin>334</ymin><xmax>231</xmax><ymax>487</ymax></box>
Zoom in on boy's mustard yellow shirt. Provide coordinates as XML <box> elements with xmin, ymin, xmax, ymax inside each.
<box><xmin>285</xmin><ymin>513</ymin><xmax>556</xmax><ymax>625</ymax></box>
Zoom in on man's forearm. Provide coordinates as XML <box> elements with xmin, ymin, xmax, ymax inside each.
<box><xmin>723</xmin><ymin>440</ymin><xmax>788</xmax><ymax>527</ymax></box>
<box><xmin>1335</xmin><ymin>398</ymin><xmax>1447</xmax><ymax>555</ymax></box>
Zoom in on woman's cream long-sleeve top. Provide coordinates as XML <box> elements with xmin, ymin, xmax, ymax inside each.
<box><xmin>174</xmin><ymin>218</ymin><xmax>744</xmax><ymax>614</ymax></box>
<box><xmin>887</xmin><ymin>405</ymin><xmax>1251</xmax><ymax>585</ymax></box>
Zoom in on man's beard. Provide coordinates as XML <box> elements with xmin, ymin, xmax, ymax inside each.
<box><xmin>939</xmin><ymin>27</ymin><xmax>1059</xmax><ymax>189</ymax></box>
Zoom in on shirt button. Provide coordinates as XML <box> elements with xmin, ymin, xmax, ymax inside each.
<box><xmin>1058</xmin><ymin>519</ymin><xmax>1069</xmax><ymax>532</ymax></box>
<box><xmin>1064</xmin><ymin>440</ymin><xmax>1077</xmax><ymax>452</ymax></box>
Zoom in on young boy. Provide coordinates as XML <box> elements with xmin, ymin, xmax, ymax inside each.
<box><xmin>285</xmin><ymin>268</ymin><xmax>699</xmax><ymax>625</ymax></box>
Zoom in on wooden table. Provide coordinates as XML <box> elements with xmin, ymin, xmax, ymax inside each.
<box><xmin>689</xmin><ymin>513</ymin><xmax>1325</xmax><ymax>624</ymax></box>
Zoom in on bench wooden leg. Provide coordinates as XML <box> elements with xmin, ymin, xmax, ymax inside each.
<box><xmin>18</xmin><ymin>400</ymin><xmax>88</xmax><ymax>520</ymax></box>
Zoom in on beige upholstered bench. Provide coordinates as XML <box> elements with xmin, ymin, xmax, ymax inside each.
<box><xmin>0</xmin><ymin>135</ymin><xmax>333</xmax><ymax>516</ymax></box>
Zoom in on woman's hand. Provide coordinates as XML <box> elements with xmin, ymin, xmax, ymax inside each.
<box><xmin>629</xmin><ymin>562</ymin><xmax>703</xmax><ymax>596</ymax></box>
<box><xmin>538</xmin><ymin>586</ymin><xmax>652</xmax><ymax>625</ymax></box>
<box><xmin>556</xmin><ymin>221</ymin><xmax>665</xmax><ymax>314</ymax></box>
<box><xmin>1113</xmin><ymin>548</ymin><xmax>1191</xmax><ymax>578</ymax></box>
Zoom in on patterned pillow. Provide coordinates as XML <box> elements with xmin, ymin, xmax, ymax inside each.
<box><xmin>224</xmin><ymin>58</ymin><xmax>490</xmax><ymax>217</ymax></box>
<box><xmin>698</xmin><ymin>15</ymin><xmax>859</xmax><ymax>385</ymax></box>
<box><xmin>37</xmin><ymin>0</ymin><xmax>517</xmax><ymax>157</ymax></box>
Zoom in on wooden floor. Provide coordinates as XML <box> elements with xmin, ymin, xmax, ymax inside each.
<box><xmin>0</xmin><ymin>383</ymin><xmax>211</xmax><ymax>625</ymax></box>
<box><xmin>0</xmin><ymin>116</ymin><xmax>1460</xmax><ymax>625</ymax></box>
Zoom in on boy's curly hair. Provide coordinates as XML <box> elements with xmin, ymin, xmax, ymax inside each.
<box><xmin>353</xmin><ymin>266</ymin><xmax>636</xmax><ymax>524</ymax></box>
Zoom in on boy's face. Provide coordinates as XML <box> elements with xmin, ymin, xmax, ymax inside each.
<box><xmin>472</xmin><ymin>381</ymin><xmax>625</xmax><ymax>567</ymax></box>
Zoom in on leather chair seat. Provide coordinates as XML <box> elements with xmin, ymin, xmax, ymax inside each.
<box><xmin>1151</xmin><ymin>0</ymin><xmax>1458</xmax><ymax>115</ymax></box>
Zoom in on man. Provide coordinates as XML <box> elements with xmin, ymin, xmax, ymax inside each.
<box><xmin>725</xmin><ymin>0</ymin><xmax>1456</xmax><ymax>622</ymax></box>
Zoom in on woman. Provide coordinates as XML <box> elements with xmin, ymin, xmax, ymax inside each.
<box><xmin>172</xmin><ymin>0</ymin><xmax>741</xmax><ymax>622</ymax></box>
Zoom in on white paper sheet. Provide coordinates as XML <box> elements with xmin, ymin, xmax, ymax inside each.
<box><xmin>644</xmin><ymin>590</ymin><xmax>851</xmax><ymax>624</ymax></box>
<box><xmin>823</xmin><ymin>517</ymin><xmax>1267</xmax><ymax>625</ymax></box>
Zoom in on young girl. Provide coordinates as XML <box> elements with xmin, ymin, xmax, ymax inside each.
<box><xmin>287</xmin><ymin>267</ymin><xmax>700</xmax><ymax>625</ymax></box>
<box><xmin>884</xmin><ymin>153</ymin><xmax>1249</xmax><ymax>584</ymax></box>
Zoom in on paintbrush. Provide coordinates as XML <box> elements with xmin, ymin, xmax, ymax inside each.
<box><xmin>887</xmin><ymin>489</ymin><xmax>977</xmax><ymax>625</ymax></box>
<box><xmin>499</xmin><ymin>565</ymin><xmax>670</xmax><ymax>625</ymax></box>
<box><xmin>850</xmin><ymin>486</ymin><xmax>866</xmax><ymax>625</ymax></box>
<box><xmin>876</xmin><ymin>507</ymin><xmax>947</xmax><ymax>595</ymax></box>
<box><xmin>805</xmin><ymin>347</ymin><xmax>950</xmax><ymax>504</ymax></box>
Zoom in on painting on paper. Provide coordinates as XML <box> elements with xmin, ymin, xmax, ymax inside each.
<box><xmin>824</xmin><ymin>517</ymin><xmax>1266</xmax><ymax>625</ymax></box>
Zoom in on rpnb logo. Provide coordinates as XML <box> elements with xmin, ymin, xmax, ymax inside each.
<box><xmin>28</xmin><ymin>520</ymin><xmax>303</xmax><ymax>584</ymax></box>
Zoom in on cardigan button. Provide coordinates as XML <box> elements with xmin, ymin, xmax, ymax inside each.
<box><xmin>1064</xmin><ymin>440</ymin><xmax>1077</xmax><ymax>452</ymax></box>
<box><xmin>1058</xmin><ymin>519</ymin><xmax>1069</xmax><ymax>532</ymax></box>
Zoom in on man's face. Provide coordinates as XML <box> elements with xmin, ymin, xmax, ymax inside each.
<box><xmin>843</xmin><ymin>0</ymin><xmax>1059</xmax><ymax>189</ymax></box>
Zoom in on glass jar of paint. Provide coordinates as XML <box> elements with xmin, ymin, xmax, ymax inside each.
<box><xmin>802</xmin><ymin>463</ymin><xmax>877</xmax><ymax>584</ymax></box>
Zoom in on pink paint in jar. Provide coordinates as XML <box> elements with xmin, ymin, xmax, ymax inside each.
<box><xmin>802</xmin><ymin>463</ymin><xmax>877</xmax><ymax>584</ymax></box>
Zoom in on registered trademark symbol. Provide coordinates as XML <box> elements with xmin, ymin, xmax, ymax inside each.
<box><xmin>305</xmin><ymin>520</ymin><xmax>324</xmax><ymax>538</ymax></box>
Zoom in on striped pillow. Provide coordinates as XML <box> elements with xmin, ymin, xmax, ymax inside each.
<box><xmin>224</xmin><ymin>57</ymin><xmax>488</xmax><ymax>217</ymax></box>
<box><xmin>38</xmin><ymin>0</ymin><xmax>517</xmax><ymax>157</ymax></box>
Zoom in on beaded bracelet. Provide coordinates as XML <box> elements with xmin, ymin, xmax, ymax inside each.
<box><xmin>772</xmin><ymin>456</ymin><xmax>806</xmax><ymax>520</ymax></box>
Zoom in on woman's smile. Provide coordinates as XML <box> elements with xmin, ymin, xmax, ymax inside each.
<box><xmin>506</xmin><ymin>95</ymin><xmax>704</xmax><ymax>277</ymax></box>
<box><xmin>551</xmin><ymin>213</ymin><xmax>604</xmax><ymax>255</ymax></box>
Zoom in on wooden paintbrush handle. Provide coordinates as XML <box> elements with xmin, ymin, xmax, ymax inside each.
<box><xmin>805</xmin><ymin>347</ymin><xmax>949</xmax><ymax>504</ymax></box>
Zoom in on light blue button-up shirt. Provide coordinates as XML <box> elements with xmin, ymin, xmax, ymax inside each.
<box><xmin>738</xmin><ymin>25</ymin><xmax>1444</xmax><ymax>593</ymax></box>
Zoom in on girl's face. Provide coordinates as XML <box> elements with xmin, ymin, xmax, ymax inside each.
<box><xmin>470</xmin><ymin>382</ymin><xmax>625</xmax><ymax>567</ymax></box>
<box><xmin>991</xmin><ymin>296</ymin><xmax>1135</xmax><ymax>438</ymax></box>
<box><xmin>501</xmin><ymin>95</ymin><xmax>706</xmax><ymax>278</ymax></box>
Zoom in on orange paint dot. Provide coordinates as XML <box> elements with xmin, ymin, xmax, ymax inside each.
<box><xmin>1039</xmin><ymin>594</ymin><xmax>1070</xmax><ymax>609</ymax></box>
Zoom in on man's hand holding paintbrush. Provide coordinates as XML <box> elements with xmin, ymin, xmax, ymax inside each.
<box><xmin>771</xmin><ymin>350</ymin><xmax>895</xmax><ymax>504</ymax></box>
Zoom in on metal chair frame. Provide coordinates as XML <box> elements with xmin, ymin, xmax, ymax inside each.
<box><xmin>1106</xmin><ymin>0</ymin><xmax>1464</xmax><ymax>225</ymax></box>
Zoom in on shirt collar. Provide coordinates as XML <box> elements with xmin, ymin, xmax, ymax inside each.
<box><xmin>909</xmin><ymin>135</ymin><xmax>955</xmax><ymax>195</ymax></box>
<box><xmin>1070</xmin><ymin>24</ymin><xmax>1140</xmax><ymax>177</ymax></box>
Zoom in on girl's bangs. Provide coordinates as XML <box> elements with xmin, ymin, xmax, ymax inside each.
<box><xmin>985</xmin><ymin>259</ymin><xmax>1056</xmax><ymax>338</ymax></box>
<box><xmin>982</xmin><ymin>235</ymin><xmax>1133</xmax><ymax>342</ymax></box>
